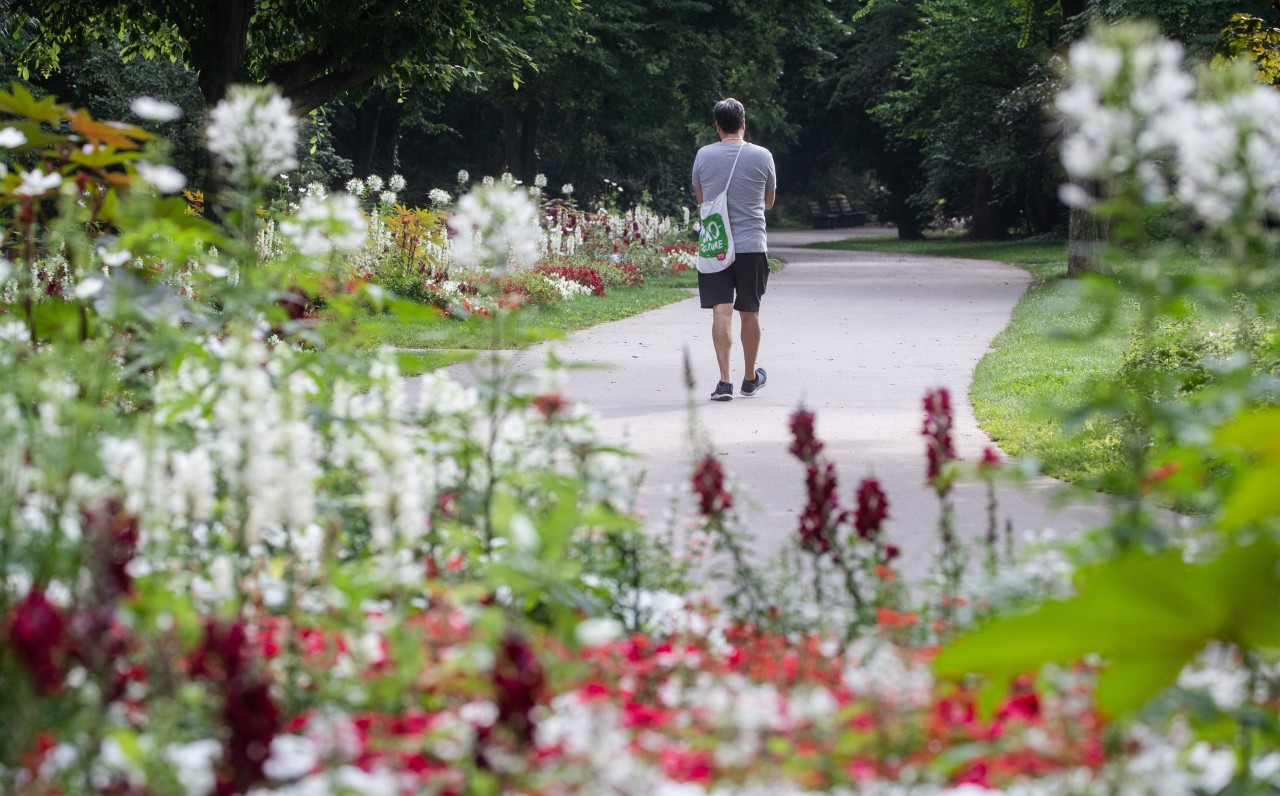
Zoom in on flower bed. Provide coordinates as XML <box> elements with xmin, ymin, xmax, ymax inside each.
<box><xmin>2</xmin><ymin>36</ymin><xmax>1279</xmax><ymax>796</ymax></box>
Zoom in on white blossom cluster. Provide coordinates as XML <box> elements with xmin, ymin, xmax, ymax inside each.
<box><xmin>279</xmin><ymin>192</ymin><xmax>368</xmax><ymax>259</ymax></box>
<box><xmin>448</xmin><ymin>184</ymin><xmax>542</xmax><ymax>272</ymax></box>
<box><xmin>1057</xmin><ymin>25</ymin><xmax>1280</xmax><ymax>227</ymax></box>
<box><xmin>206</xmin><ymin>85</ymin><xmax>299</xmax><ymax>187</ymax></box>
<box><xmin>545</xmin><ymin>274</ymin><xmax>594</xmax><ymax>299</ymax></box>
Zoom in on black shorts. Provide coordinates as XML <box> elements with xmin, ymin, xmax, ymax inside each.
<box><xmin>698</xmin><ymin>251</ymin><xmax>769</xmax><ymax>312</ymax></box>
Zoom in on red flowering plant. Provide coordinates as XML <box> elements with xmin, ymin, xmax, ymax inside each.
<box><xmin>533</xmin><ymin>260</ymin><xmax>607</xmax><ymax>296</ymax></box>
<box><xmin>785</xmin><ymin>406</ymin><xmax>903</xmax><ymax>633</ymax></box>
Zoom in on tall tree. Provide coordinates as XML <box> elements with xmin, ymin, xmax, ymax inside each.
<box><xmin>3</xmin><ymin>0</ymin><xmax>569</xmax><ymax>112</ymax></box>
<box><xmin>872</xmin><ymin>0</ymin><xmax>1063</xmax><ymax>239</ymax></box>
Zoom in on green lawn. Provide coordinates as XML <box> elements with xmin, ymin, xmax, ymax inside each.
<box><xmin>813</xmin><ymin>235</ymin><xmax>1138</xmax><ymax>486</ymax></box>
<box><xmin>352</xmin><ymin>272</ymin><xmax>698</xmax><ymax>377</ymax></box>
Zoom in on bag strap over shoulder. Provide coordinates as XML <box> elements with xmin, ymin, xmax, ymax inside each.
<box><xmin>725</xmin><ymin>143</ymin><xmax>746</xmax><ymax>191</ymax></box>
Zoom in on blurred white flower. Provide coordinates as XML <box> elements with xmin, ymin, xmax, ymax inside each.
<box><xmin>74</xmin><ymin>277</ymin><xmax>105</xmax><ymax>299</ymax></box>
<box><xmin>379</xmin><ymin>190</ymin><xmax>396</xmax><ymax>206</ymax></box>
<box><xmin>135</xmin><ymin>162</ymin><xmax>187</xmax><ymax>194</ymax></box>
<box><xmin>130</xmin><ymin>96</ymin><xmax>182</xmax><ymax>122</ymax></box>
<box><xmin>429</xmin><ymin>188</ymin><xmax>451</xmax><ymax>206</ymax></box>
<box><xmin>97</xmin><ymin>246</ymin><xmax>133</xmax><ymax>268</ymax></box>
<box><xmin>0</xmin><ymin>127</ymin><xmax>27</xmax><ymax>148</ymax></box>
<box><xmin>16</xmin><ymin>167</ymin><xmax>62</xmax><ymax>196</ymax></box>
<box><xmin>448</xmin><ymin>185</ymin><xmax>542</xmax><ymax>272</ymax></box>
<box><xmin>346</xmin><ymin>177</ymin><xmax>365</xmax><ymax>196</ymax></box>
<box><xmin>534</xmin><ymin>173</ymin><xmax>547</xmax><ymax>188</ymax></box>
<box><xmin>388</xmin><ymin>174</ymin><xmax>406</xmax><ymax>192</ymax></box>
<box><xmin>206</xmin><ymin>85</ymin><xmax>298</xmax><ymax>186</ymax></box>
<box><xmin>482</xmin><ymin>175</ymin><xmax>495</xmax><ymax>187</ymax></box>
<box><xmin>365</xmin><ymin>174</ymin><xmax>384</xmax><ymax>194</ymax></box>
<box><xmin>457</xmin><ymin>169</ymin><xmax>470</xmax><ymax>184</ymax></box>
<box><xmin>263</xmin><ymin>735</ymin><xmax>319</xmax><ymax>781</ymax></box>
<box><xmin>279</xmin><ymin>193</ymin><xmax>368</xmax><ymax>259</ymax></box>
<box><xmin>561</xmin><ymin>183</ymin><xmax>574</xmax><ymax>196</ymax></box>
<box><xmin>575</xmin><ymin>617</ymin><xmax>623</xmax><ymax>647</ymax></box>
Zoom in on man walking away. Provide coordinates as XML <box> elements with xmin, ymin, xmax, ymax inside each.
<box><xmin>692</xmin><ymin>97</ymin><xmax>777</xmax><ymax>401</ymax></box>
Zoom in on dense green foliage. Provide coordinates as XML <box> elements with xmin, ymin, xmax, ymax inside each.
<box><xmin>7</xmin><ymin>0</ymin><xmax>1278</xmax><ymax>232</ymax></box>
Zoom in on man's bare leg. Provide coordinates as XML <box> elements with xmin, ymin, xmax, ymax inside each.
<box><xmin>712</xmin><ymin>303</ymin><xmax>734</xmax><ymax>383</ymax></box>
<box><xmin>740</xmin><ymin>310</ymin><xmax>761</xmax><ymax>381</ymax></box>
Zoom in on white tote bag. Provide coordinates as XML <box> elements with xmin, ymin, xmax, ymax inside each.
<box><xmin>697</xmin><ymin>144</ymin><xmax>746</xmax><ymax>273</ymax></box>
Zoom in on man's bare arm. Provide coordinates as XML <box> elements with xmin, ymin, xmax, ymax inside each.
<box><xmin>694</xmin><ymin>185</ymin><xmax>704</xmax><ymax>204</ymax></box>
<box><xmin>765</xmin><ymin>190</ymin><xmax>776</xmax><ymax>210</ymax></box>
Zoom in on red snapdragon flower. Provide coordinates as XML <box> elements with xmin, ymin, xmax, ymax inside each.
<box><xmin>481</xmin><ymin>629</ymin><xmax>546</xmax><ymax>762</ymax></box>
<box><xmin>788</xmin><ymin>408</ymin><xmax>824</xmax><ymax>464</ymax></box>
<box><xmin>691</xmin><ymin>455</ymin><xmax>733</xmax><ymax>517</ymax></box>
<box><xmin>798</xmin><ymin>462</ymin><xmax>840</xmax><ymax>555</ymax></box>
<box><xmin>191</xmin><ymin>618</ymin><xmax>281</xmax><ymax>796</ymax></box>
<box><xmin>853</xmin><ymin>477</ymin><xmax>889</xmax><ymax>540</ymax></box>
<box><xmin>82</xmin><ymin>497</ymin><xmax>140</xmax><ymax>601</ymax></box>
<box><xmin>922</xmin><ymin>388</ymin><xmax>955</xmax><ymax>483</ymax></box>
<box><xmin>7</xmin><ymin>589</ymin><xmax>67</xmax><ymax>693</ymax></box>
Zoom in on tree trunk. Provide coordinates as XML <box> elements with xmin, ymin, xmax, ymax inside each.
<box><xmin>502</xmin><ymin>103</ymin><xmax>524</xmax><ymax>179</ymax></box>
<box><xmin>194</xmin><ymin>0</ymin><xmax>253</xmax><ymax>106</ymax></box>
<box><xmin>520</xmin><ymin>102</ymin><xmax>539</xmax><ymax>184</ymax></box>
<box><xmin>968</xmin><ymin>169</ymin><xmax>1005</xmax><ymax>240</ymax></box>
<box><xmin>1062</xmin><ymin>0</ymin><xmax>1106</xmax><ymax>275</ymax></box>
<box><xmin>1066</xmin><ymin>187</ymin><xmax>1106</xmax><ymax>276</ymax></box>
<box><xmin>354</xmin><ymin>99</ymin><xmax>383</xmax><ymax>178</ymax></box>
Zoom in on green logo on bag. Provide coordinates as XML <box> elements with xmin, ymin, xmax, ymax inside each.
<box><xmin>699</xmin><ymin>213</ymin><xmax>728</xmax><ymax>259</ymax></box>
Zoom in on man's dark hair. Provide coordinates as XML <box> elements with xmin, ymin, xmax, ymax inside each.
<box><xmin>713</xmin><ymin>98</ymin><xmax>745</xmax><ymax>134</ymax></box>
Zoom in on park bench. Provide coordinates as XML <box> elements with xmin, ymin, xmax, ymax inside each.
<box><xmin>827</xmin><ymin>195</ymin><xmax>867</xmax><ymax>227</ymax></box>
<box><xmin>808</xmin><ymin>200</ymin><xmax>838</xmax><ymax>229</ymax></box>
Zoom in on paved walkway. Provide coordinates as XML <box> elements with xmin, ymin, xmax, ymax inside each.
<box><xmin>426</xmin><ymin>228</ymin><xmax>1113</xmax><ymax>581</ymax></box>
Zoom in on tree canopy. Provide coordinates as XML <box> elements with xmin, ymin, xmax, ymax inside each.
<box><xmin>4</xmin><ymin>0</ymin><xmax>564</xmax><ymax>112</ymax></box>
<box><xmin>5</xmin><ymin>0</ymin><xmax>1277</xmax><ymax>236</ymax></box>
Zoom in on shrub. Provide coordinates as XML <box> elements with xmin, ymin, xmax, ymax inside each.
<box><xmin>499</xmin><ymin>271</ymin><xmax>564</xmax><ymax>307</ymax></box>
<box><xmin>533</xmin><ymin>261</ymin><xmax>606</xmax><ymax>296</ymax></box>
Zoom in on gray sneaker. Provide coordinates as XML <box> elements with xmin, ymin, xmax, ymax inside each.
<box><xmin>740</xmin><ymin>367</ymin><xmax>767</xmax><ymax>397</ymax></box>
<box><xmin>710</xmin><ymin>381</ymin><xmax>734</xmax><ymax>401</ymax></box>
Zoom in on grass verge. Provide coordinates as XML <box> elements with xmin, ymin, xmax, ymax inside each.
<box><xmin>351</xmin><ymin>271</ymin><xmax>699</xmax><ymax>378</ymax></box>
<box><xmin>813</xmin><ymin>234</ymin><xmax>1136</xmax><ymax>486</ymax></box>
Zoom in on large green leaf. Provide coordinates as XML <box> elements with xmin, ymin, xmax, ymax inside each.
<box><xmin>935</xmin><ymin>539</ymin><xmax>1280</xmax><ymax>718</ymax></box>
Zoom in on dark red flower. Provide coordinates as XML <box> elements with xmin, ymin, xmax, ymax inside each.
<box><xmin>922</xmin><ymin>388</ymin><xmax>955</xmax><ymax>483</ymax></box>
<box><xmin>798</xmin><ymin>462</ymin><xmax>840</xmax><ymax>556</ymax></box>
<box><xmin>979</xmin><ymin>446</ymin><xmax>1002</xmax><ymax>473</ymax></box>
<box><xmin>7</xmin><ymin>589</ymin><xmax>67</xmax><ymax>692</ymax></box>
<box><xmin>489</xmin><ymin>630</ymin><xmax>545</xmax><ymax>751</ymax></box>
<box><xmin>691</xmin><ymin>455</ymin><xmax>733</xmax><ymax>517</ymax></box>
<box><xmin>191</xmin><ymin>618</ymin><xmax>280</xmax><ymax>796</ymax></box>
<box><xmin>788</xmin><ymin>408</ymin><xmax>824</xmax><ymax>465</ymax></box>
<box><xmin>853</xmin><ymin>477</ymin><xmax>889</xmax><ymax>540</ymax></box>
<box><xmin>82</xmin><ymin>497</ymin><xmax>140</xmax><ymax>601</ymax></box>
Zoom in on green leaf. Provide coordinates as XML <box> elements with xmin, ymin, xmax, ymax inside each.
<box><xmin>0</xmin><ymin>83</ymin><xmax>67</xmax><ymax>123</ymax></box>
<box><xmin>1216</xmin><ymin>408</ymin><xmax>1280</xmax><ymax>461</ymax></box>
<box><xmin>935</xmin><ymin>539</ymin><xmax>1280</xmax><ymax>718</ymax></box>
<box><xmin>1095</xmin><ymin>650</ymin><xmax>1197</xmax><ymax>717</ymax></box>
<box><xmin>1220</xmin><ymin>466</ymin><xmax>1280</xmax><ymax>530</ymax></box>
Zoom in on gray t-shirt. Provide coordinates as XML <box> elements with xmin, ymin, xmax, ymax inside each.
<box><xmin>692</xmin><ymin>141</ymin><xmax>777</xmax><ymax>254</ymax></box>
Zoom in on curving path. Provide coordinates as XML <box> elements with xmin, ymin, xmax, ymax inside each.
<box><xmin>428</xmin><ymin>228</ymin><xmax>1114</xmax><ymax>581</ymax></box>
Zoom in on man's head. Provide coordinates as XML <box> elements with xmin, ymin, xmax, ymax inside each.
<box><xmin>713</xmin><ymin>98</ymin><xmax>746</xmax><ymax>135</ymax></box>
